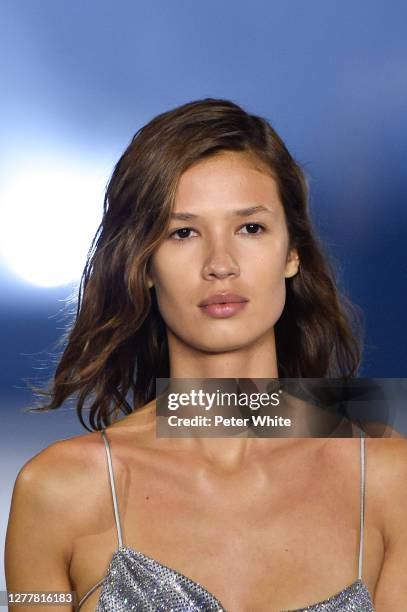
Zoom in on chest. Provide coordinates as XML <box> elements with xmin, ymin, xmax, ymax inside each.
<box><xmin>70</xmin><ymin>447</ymin><xmax>384</xmax><ymax>610</ymax></box>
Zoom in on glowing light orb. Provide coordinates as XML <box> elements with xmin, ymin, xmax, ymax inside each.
<box><xmin>0</xmin><ymin>159</ymin><xmax>106</xmax><ymax>287</ymax></box>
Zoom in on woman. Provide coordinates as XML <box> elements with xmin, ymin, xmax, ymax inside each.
<box><xmin>5</xmin><ymin>99</ymin><xmax>407</xmax><ymax>611</ymax></box>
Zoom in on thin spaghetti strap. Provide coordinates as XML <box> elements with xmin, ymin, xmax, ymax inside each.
<box><xmin>357</xmin><ymin>429</ymin><xmax>366</xmax><ymax>580</ymax></box>
<box><xmin>101</xmin><ymin>429</ymin><xmax>124</xmax><ymax>548</ymax></box>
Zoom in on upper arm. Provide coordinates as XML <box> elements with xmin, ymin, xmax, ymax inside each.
<box><xmin>5</xmin><ymin>443</ymin><xmax>77</xmax><ymax>611</ymax></box>
<box><xmin>373</xmin><ymin>440</ymin><xmax>407</xmax><ymax>609</ymax></box>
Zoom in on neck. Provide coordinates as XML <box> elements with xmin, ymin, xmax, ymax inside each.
<box><xmin>167</xmin><ymin>328</ymin><xmax>279</xmax><ymax>378</ymax></box>
<box><xmin>159</xmin><ymin>330</ymin><xmax>338</xmax><ymax>467</ymax></box>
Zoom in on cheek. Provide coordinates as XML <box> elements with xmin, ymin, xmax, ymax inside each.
<box><xmin>152</xmin><ymin>264</ymin><xmax>191</xmax><ymax>325</ymax></box>
<box><xmin>256</xmin><ymin>276</ymin><xmax>287</xmax><ymax>324</ymax></box>
<box><xmin>247</xmin><ymin>243</ymin><xmax>288</xmax><ymax>288</ymax></box>
<box><xmin>246</xmin><ymin>251</ymin><xmax>288</xmax><ymax>319</ymax></box>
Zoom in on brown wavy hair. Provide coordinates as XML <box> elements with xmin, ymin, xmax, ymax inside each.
<box><xmin>29</xmin><ymin>98</ymin><xmax>364</xmax><ymax>431</ymax></box>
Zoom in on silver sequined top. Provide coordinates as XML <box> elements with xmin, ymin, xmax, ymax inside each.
<box><xmin>77</xmin><ymin>430</ymin><xmax>375</xmax><ymax>611</ymax></box>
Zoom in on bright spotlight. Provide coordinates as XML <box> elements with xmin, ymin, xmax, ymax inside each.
<box><xmin>0</xmin><ymin>158</ymin><xmax>106</xmax><ymax>287</ymax></box>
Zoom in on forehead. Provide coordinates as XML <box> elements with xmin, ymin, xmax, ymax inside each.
<box><xmin>173</xmin><ymin>151</ymin><xmax>281</xmax><ymax>213</ymax></box>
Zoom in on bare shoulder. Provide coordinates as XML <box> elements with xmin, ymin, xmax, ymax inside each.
<box><xmin>5</xmin><ymin>429</ymin><xmax>110</xmax><ymax>599</ymax></box>
<box><xmin>10</xmin><ymin>430</ymin><xmax>108</xmax><ymax>532</ymax></box>
<box><xmin>365</xmin><ymin>435</ymin><xmax>407</xmax><ymax>478</ymax></box>
<box><xmin>14</xmin><ymin>398</ymin><xmax>159</xmax><ymax>495</ymax></box>
<box><xmin>365</xmin><ymin>437</ymin><xmax>407</xmax><ymax>544</ymax></box>
<box><xmin>15</xmin><ymin>396</ymin><xmax>158</xmax><ymax>495</ymax></box>
<box><xmin>15</xmin><ymin>430</ymin><xmax>104</xmax><ymax>486</ymax></box>
<box><xmin>364</xmin><ymin>436</ymin><xmax>407</xmax><ymax>607</ymax></box>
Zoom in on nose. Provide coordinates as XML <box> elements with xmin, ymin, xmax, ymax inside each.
<box><xmin>202</xmin><ymin>240</ymin><xmax>240</xmax><ymax>280</ymax></box>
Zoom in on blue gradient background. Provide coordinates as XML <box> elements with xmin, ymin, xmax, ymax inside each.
<box><xmin>1</xmin><ymin>1</ymin><xmax>406</xmax><ymax>591</ymax></box>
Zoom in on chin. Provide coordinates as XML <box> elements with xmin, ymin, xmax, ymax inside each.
<box><xmin>192</xmin><ymin>334</ymin><xmax>259</xmax><ymax>354</ymax></box>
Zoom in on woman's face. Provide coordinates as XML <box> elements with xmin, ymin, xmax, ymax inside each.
<box><xmin>147</xmin><ymin>150</ymin><xmax>299</xmax><ymax>353</ymax></box>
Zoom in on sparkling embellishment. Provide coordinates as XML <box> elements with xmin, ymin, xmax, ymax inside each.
<box><xmin>94</xmin><ymin>546</ymin><xmax>223</xmax><ymax>611</ymax></box>
<box><xmin>90</xmin><ymin>546</ymin><xmax>374</xmax><ymax>611</ymax></box>
<box><xmin>281</xmin><ymin>578</ymin><xmax>374</xmax><ymax>611</ymax></box>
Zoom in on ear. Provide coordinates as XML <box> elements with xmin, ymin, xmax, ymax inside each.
<box><xmin>284</xmin><ymin>248</ymin><xmax>300</xmax><ymax>279</ymax></box>
<box><xmin>146</xmin><ymin>274</ymin><xmax>154</xmax><ymax>289</ymax></box>
<box><xmin>146</xmin><ymin>260</ymin><xmax>155</xmax><ymax>289</ymax></box>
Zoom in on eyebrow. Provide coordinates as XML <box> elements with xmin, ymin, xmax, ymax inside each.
<box><xmin>170</xmin><ymin>205</ymin><xmax>273</xmax><ymax>221</ymax></box>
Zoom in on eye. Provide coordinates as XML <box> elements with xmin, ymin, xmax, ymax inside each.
<box><xmin>238</xmin><ymin>223</ymin><xmax>266</xmax><ymax>235</ymax></box>
<box><xmin>168</xmin><ymin>227</ymin><xmax>198</xmax><ymax>240</ymax></box>
<box><xmin>168</xmin><ymin>223</ymin><xmax>266</xmax><ymax>241</ymax></box>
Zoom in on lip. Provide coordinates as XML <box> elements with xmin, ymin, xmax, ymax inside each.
<box><xmin>198</xmin><ymin>292</ymin><xmax>249</xmax><ymax>319</ymax></box>
<box><xmin>199</xmin><ymin>301</ymin><xmax>248</xmax><ymax>318</ymax></box>
<box><xmin>198</xmin><ymin>292</ymin><xmax>248</xmax><ymax>306</ymax></box>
